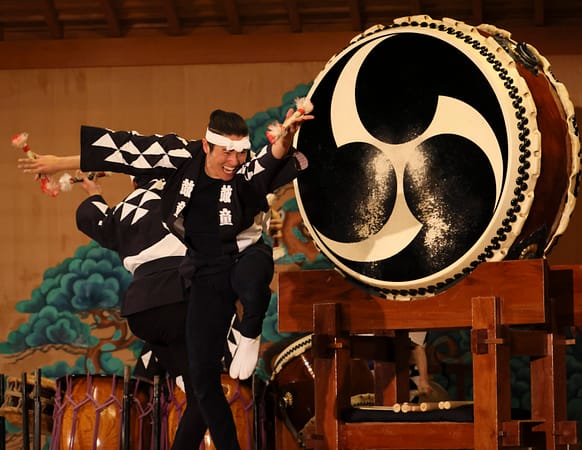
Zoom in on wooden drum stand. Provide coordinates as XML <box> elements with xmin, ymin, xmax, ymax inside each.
<box><xmin>276</xmin><ymin>259</ymin><xmax>581</xmax><ymax>450</ymax></box>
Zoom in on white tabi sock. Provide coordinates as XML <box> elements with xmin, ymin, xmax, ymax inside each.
<box><xmin>229</xmin><ymin>335</ymin><xmax>260</xmax><ymax>380</ymax></box>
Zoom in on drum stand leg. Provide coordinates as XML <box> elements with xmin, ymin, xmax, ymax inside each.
<box><xmin>471</xmin><ymin>296</ymin><xmax>512</xmax><ymax>450</ymax></box>
<box><xmin>0</xmin><ymin>374</ymin><xmax>5</xmax><ymax>450</ymax></box>
<box><xmin>33</xmin><ymin>369</ymin><xmax>42</xmax><ymax>450</ymax></box>
<box><xmin>152</xmin><ymin>375</ymin><xmax>161</xmax><ymax>450</ymax></box>
<box><xmin>120</xmin><ymin>366</ymin><xmax>132</xmax><ymax>450</ymax></box>
<box><xmin>252</xmin><ymin>375</ymin><xmax>267</xmax><ymax>450</ymax></box>
<box><xmin>21</xmin><ymin>372</ymin><xmax>29</xmax><ymax>450</ymax></box>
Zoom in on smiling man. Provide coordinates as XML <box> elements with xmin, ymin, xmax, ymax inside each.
<box><xmin>74</xmin><ymin>107</ymin><xmax>312</xmax><ymax>450</ymax></box>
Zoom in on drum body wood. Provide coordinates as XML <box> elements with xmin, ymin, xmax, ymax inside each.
<box><xmin>50</xmin><ymin>374</ymin><xmax>152</xmax><ymax>450</ymax></box>
<box><xmin>166</xmin><ymin>374</ymin><xmax>254</xmax><ymax>450</ymax></box>
<box><xmin>294</xmin><ymin>15</ymin><xmax>581</xmax><ymax>299</ymax></box>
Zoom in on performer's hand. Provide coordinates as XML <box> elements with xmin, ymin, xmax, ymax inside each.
<box><xmin>271</xmin><ymin>107</ymin><xmax>314</xmax><ymax>159</ymax></box>
<box><xmin>17</xmin><ymin>154</ymin><xmax>80</xmax><ymax>175</ymax></box>
<box><xmin>268</xmin><ymin>209</ymin><xmax>283</xmax><ymax>240</ymax></box>
<box><xmin>284</xmin><ymin>106</ymin><xmax>314</xmax><ymax>134</ymax></box>
<box><xmin>17</xmin><ymin>154</ymin><xmax>59</xmax><ymax>175</ymax></box>
<box><xmin>417</xmin><ymin>378</ymin><xmax>433</xmax><ymax>396</ymax></box>
<box><xmin>77</xmin><ymin>172</ymin><xmax>103</xmax><ymax>196</ymax></box>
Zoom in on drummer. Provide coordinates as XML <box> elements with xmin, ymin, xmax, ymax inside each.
<box><xmin>17</xmin><ymin>157</ymin><xmax>207</xmax><ymax>450</ymax></box>
<box><xmin>19</xmin><ymin>107</ymin><xmax>312</xmax><ymax>450</ymax></box>
<box><xmin>85</xmin><ymin>109</ymin><xmax>309</xmax><ymax>450</ymax></box>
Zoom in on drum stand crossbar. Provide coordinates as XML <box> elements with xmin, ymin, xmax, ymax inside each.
<box><xmin>277</xmin><ymin>259</ymin><xmax>581</xmax><ymax>450</ymax></box>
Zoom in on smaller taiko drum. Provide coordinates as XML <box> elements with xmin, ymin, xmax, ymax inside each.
<box><xmin>269</xmin><ymin>334</ymin><xmax>374</xmax><ymax>446</ymax></box>
<box><xmin>50</xmin><ymin>374</ymin><xmax>152</xmax><ymax>450</ymax></box>
<box><xmin>165</xmin><ymin>374</ymin><xmax>254</xmax><ymax>450</ymax></box>
<box><xmin>0</xmin><ymin>374</ymin><xmax>56</xmax><ymax>435</ymax></box>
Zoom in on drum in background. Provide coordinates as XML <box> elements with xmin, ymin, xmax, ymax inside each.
<box><xmin>294</xmin><ymin>15</ymin><xmax>580</xmax><ymax>300</ymax></box>
<box><xmin>166</xmin><ymin>374</ymin><xmax>254</xmax><ymax>450</ymax></box>
<box><xmin>50</xmin><ymin>374</ymin><xmax>152</xmax><ymax>450</ymax></box>
<box><xmin>164</xmin><ymin>378</ymin><xmax>186</xmax><ymax>449</ymax></box>
<box><xmin>0</xmin><ymin>374</ymin><xmax>56</xmax><ymax>435</ymax></box>
<box><xmin>269</xmin><ymin>334</ymin><xmax>374</xmax><ymax>447</ymax></box>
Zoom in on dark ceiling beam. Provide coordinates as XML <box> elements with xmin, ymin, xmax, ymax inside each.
<box><xmin>472</xmin><ymin>0</ymin><xmax>483</xmax><ymax>25</ymax></box>
<box><xmin>161</xmin><ymin>0</ymin><xmax>182</xmax><ymax>35</ymax></box>
<box><xmin>348</xmin><ymin>0</ymin><xmax>364</xmax><ymax>31</ymax></box>
<box><xmin>222</xmin><ymin>0</ymin><xmax>242</xmax><ymax>34</ymax></box>
<box><xmin>98</xmin><ymin>0</ymin><xmax>122</xmax><ymax>37</ymax></box>
<box><xmin>0</xmin><ymin>26</ymin><xmax>579</xmax><ymax>70</ymax></box>
<box><xmin>41</xmin><ymin>0</ymin><xmax>63</xmax><ymax>39</ymax></box>
<box><xmin>534</xmin><ymin>0</ymin><xmax>545</xmax><ymax>26</ymax></box>
<box><xmin>285</xmin><ymin>0</ymin><xmax>302</xmax><ymax>32</ymax></box>
<box><xmin>348</xmin><ymin>0</ymin><xmax>363</xmax><ymax>31</ymax></box>
<box><xmin>409</xmin><ymin>0</ymin><xmax>423</xmax><ymax>15</ymax></box>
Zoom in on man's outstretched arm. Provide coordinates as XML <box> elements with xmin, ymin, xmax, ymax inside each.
<box><xmin>17</xmin><ymin>154</ymin><xmax>80</xmax><ymax>175</ymax></box>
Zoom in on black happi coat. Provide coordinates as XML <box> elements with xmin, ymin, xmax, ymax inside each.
<box><xmin>79</xmin><ymin>125</ymin><xmax>306</xmax><ymax>260</ymax></box>
<box><xmin>76</xmin><ymin>178</ymin><xmax>187</xmax><ymax>316</ymax></box>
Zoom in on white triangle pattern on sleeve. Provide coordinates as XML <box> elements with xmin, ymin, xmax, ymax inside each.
<box><xmin>140</xmin><ymin>350</ymin><xmax>153</xmax><ymax>368</ymax></box>
<box><xmin>154</xmin><ymin>154</ymin><xmax>177</xmax><ymax>169</ymax></box>
<box><xmin>92</xmin><ymin>133</ymin><xmax>117</xmax><ymax>149</ymax></box>
<box><xmin>104</xmin><ymin>151</ymin><xmax>127</xmax><ymax>165</ymax></box>
<box><xmin>143</xmin><ymin>142</ymin><xmax>166</xmax><ymax>155</ymax></box>
<box><xmin>94</xmin><ymin>130</ymin><xmax>190</xmax><ymax>168</ymax></box>
<box><xmin>120</xmin><ymin>202</ymin><xmax>138</xmax><ymax>221</ymax></box>
<box><xmin>91</xmin><ymin>200</ymin><xmax>109</xmax><ymax>214</ymax></box>
<box><xmin>120</xmin><ymin>140</ymin><xmax>141</xmax><ymax>155</ymax></box>
<box><xmin>131</xmin><ymin>207</ymin><xmax>149</xmax><ymax>225</ymax></box>
<box><xmin>168</xmin><ymin>148</ymin><xmax>191</xmax><ymax>158</ymax></box>
<box><xmin>132</xmin><ymin>155</ymin><xmax>153</xmax><ymax>169</ymax></box>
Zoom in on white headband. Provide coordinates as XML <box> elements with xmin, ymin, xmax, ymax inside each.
<box><xmin>205</xmin><ymin>129</ymin><xmax>251</xmax><ymax>153</ymax></box>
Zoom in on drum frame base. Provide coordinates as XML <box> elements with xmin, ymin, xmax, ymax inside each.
<box><xmin>277</xmin><ymin>259</ymin><xmax>580</xmax><ymax>450</ymax></box>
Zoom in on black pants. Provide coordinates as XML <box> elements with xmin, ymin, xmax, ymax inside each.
<box><xmin>187</xmin><ymin>244</ymin><xmax>274</xmax><ymax>450</ymax></box>
<box><xmin>127</xmin><ymin>302</ymin><xmax>207</xmax><ymax>450</ymax></box>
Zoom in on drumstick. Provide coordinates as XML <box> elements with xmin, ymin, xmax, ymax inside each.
<box><xmin>419</xmin><ymin>401</ymin><xmax>441</xmax><ymax>412</ymax></box>
<box><xmin>58</xmin><ymin>171</ymin><xmax>112</xmax><ymax>192</ymax></box>
<box><xmin>438</xmin><ymin>400</ymin><xmax>474</xmax><ymax>410</ymax></box>
<box><xmin>356</xmin><ymin>403</ymin><xmax>401</xmax><ymax>412</ymax></box>
<box><xmin>12</xmin><ymin>132</ymin><xmax>61</xmax><ymax>197</ymax></box>
<box><xmin>266</xmin><ymin>193</ymin><xmax>285</xmax><ymax>260</ymax></box>
<box><xmin>266</xmin><ymin>97</ymin><xmax>313</xmax><ymax>143</ymax></box>
<box><xmin>12</xmin><ymin>132</ymin><xmax>37</xmax><ymax>160</ymax></box>
<box><xmin>400</xmin><ymin>402</ymin><xmax>422</xmax><ymax>413</ymax></box>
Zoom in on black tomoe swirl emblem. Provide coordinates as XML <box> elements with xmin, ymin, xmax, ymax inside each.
<box><xmin>294</xmin><ymin>21</ymin><xmax>533</xmax><ymax>298</ymax></box>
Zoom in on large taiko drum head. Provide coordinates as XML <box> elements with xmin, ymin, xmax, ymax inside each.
<box><xmin>294</xmin><ymin>15</ymin><xmax>581</xmax><ymax>299</ymax></box>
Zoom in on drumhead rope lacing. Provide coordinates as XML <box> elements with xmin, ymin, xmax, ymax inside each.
<box><xmin>51</xmin><ymin>374</ymin><xmax>153</xmax><ymax>450</ymax></box>
<box><xmin>225</xmin><ymin>379</ymin><xmax>254</xmax><ymax>450</ymax></box>
<box><xmin>131</xmin><ymin>380</ymin><xmax>152</xmax><ymax>450</ymax></box>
